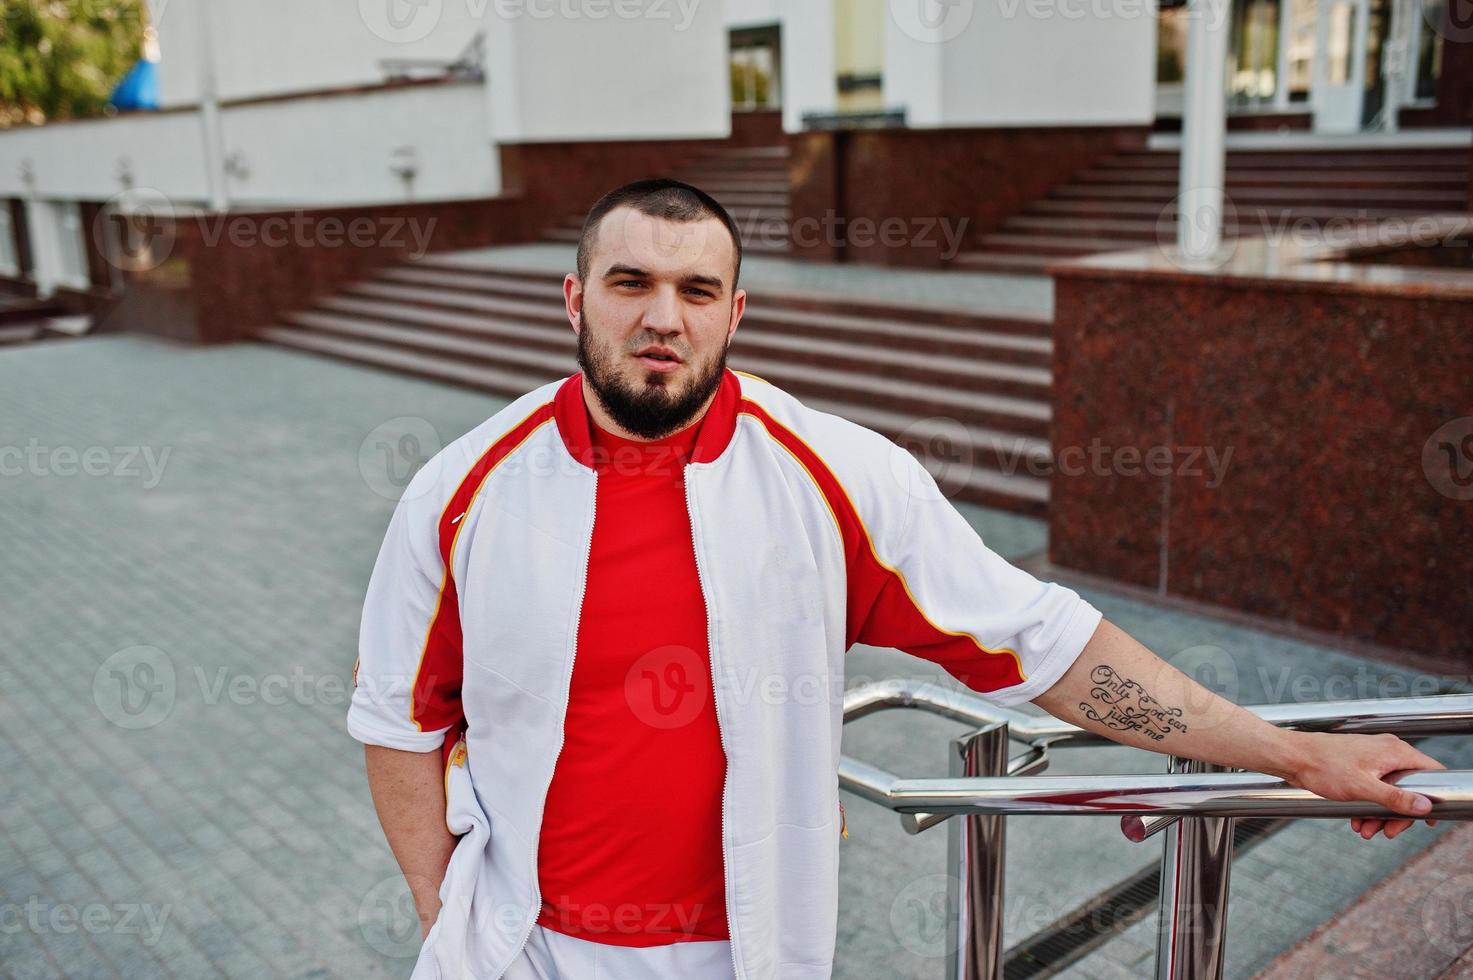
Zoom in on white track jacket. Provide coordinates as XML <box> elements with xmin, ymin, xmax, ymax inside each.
<box><xmin>347</xmin><ymin>368</ymin><xmax>1103</xmax><ymax>979</ymax></box>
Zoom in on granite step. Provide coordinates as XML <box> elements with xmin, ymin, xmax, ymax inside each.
<box><xmin>975</xmin><ymin>232</ymin><xmax>1151</xmax><ymax>257</ymax></box>
<box><xmin>0</xmin><ymin>322</ymin><xmax>43</xmax><ymax>346</ymax></box>
<box><xmin>1073</xmin><ymin>168</ymin><xmax>1469</xmax><ymax>190</ymax></box>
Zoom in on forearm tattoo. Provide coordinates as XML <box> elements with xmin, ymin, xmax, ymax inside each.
<box><xmin>1078</xmin><ymin>665</ymin><xmax>1188</xmax><ymax>742</ymax></box>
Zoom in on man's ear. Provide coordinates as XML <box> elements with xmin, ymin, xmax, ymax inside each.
<box><xmin>727</xmin><ymin>287</ymin><xmax>747</xmax><ymax>344</ymax></box>
<box><xmin>564</xmin><ymin>274</ymin><xmax>584</xmax><ymax>333</ymax></box>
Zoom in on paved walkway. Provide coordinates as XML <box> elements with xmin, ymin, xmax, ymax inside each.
<box><xmin>1</xmin><ymin>335</ymin><xmax>1466</xmax><ymax>978</ymax></box>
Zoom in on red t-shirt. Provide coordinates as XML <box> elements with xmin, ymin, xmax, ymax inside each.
<box><xmin>534</xmin><ymin>407</ymin><xmax>730</xmax><ymax>946</ymax></box>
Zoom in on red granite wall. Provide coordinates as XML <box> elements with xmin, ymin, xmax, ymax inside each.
<box><xmin>169</xmin><ymin>196</ymin><xmax>533</xmax><ymax>344</ymax></box>
<box><xmin>788</xmin><ymin>125</ymin><xmax>1149</xmax><ymax>267</ymax></box>
<box><xmin>1050</xmin><ymin>266</ymin><xmax>1473</xmax><ymax>666</ymax></box>
<box><xmin>497</xmin><ymin>127</ymin><xmax>780</xmax><ymax>237</ymax></box>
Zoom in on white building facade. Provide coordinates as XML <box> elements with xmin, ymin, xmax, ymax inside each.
<box><xmin>0</xmin><ymin>0</ymin><xmax>1464</xmax><ymax>297</ymax></box>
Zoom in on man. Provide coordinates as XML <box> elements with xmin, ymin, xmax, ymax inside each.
<box><xmin>348</xmin><ymin>179</ymin><xmax>1444</xmax><ymax>980</ymax></box>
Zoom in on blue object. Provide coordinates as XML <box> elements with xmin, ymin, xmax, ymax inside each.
<box><xmin>109</xmin><ymin>58</ymin><xmax>159</xmax><ymax>111</ymax></box>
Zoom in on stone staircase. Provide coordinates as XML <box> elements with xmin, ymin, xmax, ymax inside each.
<box><xmin>953</xmin><ymin>145</ymin><xmax>1473</xmax><ymax>274</ymax></box>
<box><xmin>0</xmin><ymin>295</ymin><xmax>83</xmax><ymax>347</ymax></box>
<box><xmin>254</xmin><ymin>253</ymin><xmax>1054</xmax><ymax>514</ymax></box>
<box><xmin>544</xmin><ymin>144</ymin><xmax>792</xmax><ymax>256</ymax></box>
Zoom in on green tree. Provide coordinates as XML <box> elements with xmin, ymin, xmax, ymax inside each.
<box><xmin>0</xmin><ymin>0</ymin><xmax>146</xmax><ymax>127</ymax></box>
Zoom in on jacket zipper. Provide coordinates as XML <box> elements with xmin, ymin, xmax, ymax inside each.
<box><xmin>685</xmin><ymin>472</ymin><xmax>743</xmax><ymax>980</ymax></box>
<box><xmin>505</xmin><ymin>473</ymin><xmax>598</xmax><ymax>972</ymax></box>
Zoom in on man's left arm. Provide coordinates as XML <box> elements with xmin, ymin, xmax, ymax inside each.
<box><xmin>1032</xmin><ymin>618</ymin><xmax>1446</xmax><ymax>841</ymax></box>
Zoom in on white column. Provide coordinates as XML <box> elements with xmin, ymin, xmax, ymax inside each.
<box><xmin>25</xmin><ymin>198</ymin><xmax>58</xmax><ymax>298</ymax></box>
<box><xmin>1177</xmin><ymin>0</ymin><xmax>1231</xmax><ymax>263</ymax></box>
<box><xmin>194</xmin><ymin>0</ymin><xmax>229</xmax><ymax>211</ymax></box>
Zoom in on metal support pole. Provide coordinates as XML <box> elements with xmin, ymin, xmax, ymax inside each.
<box><xmin>947</xmin><ymin>723</ymin><xmax>1009</xmax><ymax>980</ymax></box>
<box><xmin>1178</xmin><ymin>0</ymin><xmax>1230</xmax><ymax>263</ymax></box>
<box><xmin>1155</xmin><ymin>757</ymin><xmax>1235</xmax><ymax>980</ymax></box>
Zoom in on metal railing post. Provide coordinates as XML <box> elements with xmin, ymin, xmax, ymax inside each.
<box><xmin>1156</xmin><ymin>757</ymin><xmax>1235</xmax><ymax>980</ymax></box>
<box><xmin>947</xmin><ymin>722</ymin><xmax>1009</xmax><ymax>980</ymax></box>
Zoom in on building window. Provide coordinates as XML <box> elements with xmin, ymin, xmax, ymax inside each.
<box><xmin>54</xmin><ymin>202</ymin><xmax>90</xmax><ymax>290</ymax></box>
<box><xmin>1229</xmin><ymin>0</ymin><xmax>1283</xmax><ymax>107</ymax></box>
<box><xmin>730</xmin><ymin>26</ymin><xmax>780</xmax><ymax>111</ymax></box>
<box><xmin>1414</xmin><ymin>0</ymin><xmax>1446</xmax><ymax>100</ymax></box>
<box><xmin>1284</xmin><ymin>0</ymin><xmax>1317</xmax><ymax>102</ymax></box>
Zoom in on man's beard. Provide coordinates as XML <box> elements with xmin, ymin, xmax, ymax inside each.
<box><xmin>576</xmin><ymin>309</ymin><xmax>729</xmax><ymax>440</ymax></box>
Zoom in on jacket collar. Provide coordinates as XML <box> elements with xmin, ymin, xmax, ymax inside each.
<box><xmin>554</xmin><ymin>367</ymin><xmax>741</xmax><ymax>470</ymax></box>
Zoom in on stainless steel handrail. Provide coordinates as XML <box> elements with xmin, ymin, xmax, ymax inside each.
<box><xmin>837</xmin><ymin>680</ymin><xmax>1473</xmax><ymax>980</ymax></box>
<box><xmin>839</xmin><ymin>764</ymin><xmax>1473</xmax><ymax>819</ymax></box>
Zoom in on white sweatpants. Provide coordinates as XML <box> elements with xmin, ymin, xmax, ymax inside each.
<box><xmin>501</xmin><ymin>924</ymin><xmax>735</xmax><ymax>980</ymax></box>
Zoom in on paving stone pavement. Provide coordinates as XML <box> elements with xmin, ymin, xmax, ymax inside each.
<box><xmin>1</xmin><ymin>335</ymin><xmax>1465</xmax><ymax>980</ymax></box>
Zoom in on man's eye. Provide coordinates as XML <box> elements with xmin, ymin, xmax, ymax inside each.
<box><xmin>685</xmin><ymin>289</ymin><xmax>714</xmax><ymax>298</ymax></box>
<box><xmin>615</xmin><ymin>280</ymin><xmax>643</xmax><ymax>288</ymax></box>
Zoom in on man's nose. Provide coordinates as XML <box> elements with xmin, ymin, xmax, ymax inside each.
<box><xmin>641</xmin><ymin>285</ymin><xmax>683</xmax><ymax>333</ymax></box>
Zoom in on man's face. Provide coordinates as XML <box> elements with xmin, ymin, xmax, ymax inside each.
<box><xmin>566</xmin><ymin>206</ymin><xmax>745</xmax><ymax>440</ymax></box>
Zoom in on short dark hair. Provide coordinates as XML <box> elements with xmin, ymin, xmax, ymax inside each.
<box><xmin>575</xmin><ymin>178</ymin><xmax>743</xmax><ymax>290</ymax></box>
